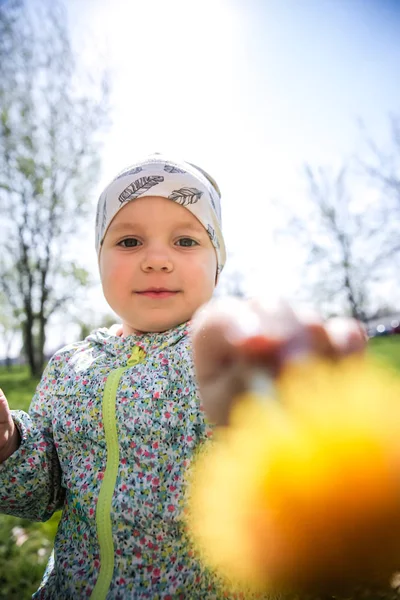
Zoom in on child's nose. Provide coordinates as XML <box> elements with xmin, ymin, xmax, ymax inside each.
<box><xmin>141</xmin><ymin>246</ymin><xmax>173</xmax><ymax>273</ymax></box>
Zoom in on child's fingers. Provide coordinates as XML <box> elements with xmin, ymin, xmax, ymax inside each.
<box><xmin>293</xmin><ymin>310</ymin><xmax>347</xmax><ymax>360</ymax></box>
<box><xmin>237</xmin><ymin>302</ymin><xmax>365</xmax><ymax>362</ymax></box>
<box><xmin>0</xmin><ymin>388</ymin><xmax>11</xmax><ymax>423</ymax></box>
<box><xmin>192</xmin><ymin>298</ymin><xmax>261</xmax><ymax>382</ymax></box>
<box><xmin>324</xmin><ymin>318</ymin><xmax>367</xmax><ymax>355</ymax></box>
<box><xmin>198</xmin><ymin>361</ymin><xmax>250</xmax><ymax>426</ymax></box>
<box><xmin>192</xmin><ymin>299</ymin><xmax>258</xmax><ymax>425</ymax></box>
<box><xmin>231</xmin><ymin>301</ymin><xmax>338</xmax><ymax>370</ymax></box>
<box><xmin>193</xmin><ymin>298</ymin><xmax>367</xmax><ymax>385</ymax></box>
<box><xmin>247</xmin><ymin>297</ymin><xmax>302</xmax><ymax>342</ymax></box>
<box><xmin>192</xmin><ymin>299</ymin><xmax>367</xmax><ymax>426</ymax></box>
<box><xmin>231</xmin><ymin>298</ymin><xmax>301</xmax><ymax>365</ymax></box>
<box><xmin>0</xmin><ymin>388</ymin><xmax>19</xmax><ymax>462</ymax></box>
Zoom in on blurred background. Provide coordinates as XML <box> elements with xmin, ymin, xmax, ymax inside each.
<box><xmin>1</xmin><ymin>0</ymin><xmax>400</xmax><ymax>370</ymax></box>
<box><xmin>0</xmin><ymin>0</ymin><xmax>400</xmax><ymax>597</ymax></box>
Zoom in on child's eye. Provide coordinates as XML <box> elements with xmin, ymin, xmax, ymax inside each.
<box><xmin>176</xmin><ymin>238</ymin><xmax>199</xmax><ymax>247</ymax></box>
<box><xmin>118</xmin><ymin>238</ymin><xmax>141</xmax><ymax>248</ymax></box>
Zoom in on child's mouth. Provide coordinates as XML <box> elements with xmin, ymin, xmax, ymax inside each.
<box><xmin>136</xmin><ymin>290</ymin><xmax>179</xmax><ymax>299</ymax></box>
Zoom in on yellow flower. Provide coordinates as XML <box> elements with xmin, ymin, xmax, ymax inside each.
<box><xmin>188</xmin><ymin>356</ymin><xmax>400</xmax><ymax>595</ymax></box>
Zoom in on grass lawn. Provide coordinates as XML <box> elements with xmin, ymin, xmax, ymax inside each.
<box><xmin>1</xmin><ymin>365</ymin><xmax>41</xmax><ymax>412</ymax></box>
<box><xmin>0</xmin><ymin>336</ymin><xmax>399</xmax><ymax>598</ymax></box>
<box><xmin>0</xmin><ymin>366</ymin><xmax>60</xmax><ymax>600</ymax></box>
<box><xmin>367</xmin><ymin>335</ymin><xmax>400</xmax><ymax>371</ymax></box>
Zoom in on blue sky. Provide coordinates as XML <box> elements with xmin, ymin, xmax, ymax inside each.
<box><xmin>5</xmin><ymin>0</ymin><xmax>400</xmax><ymax>355</ymax></box>
<box><xmin>82</xmin><ymin>1</ymin><xmax>398</xmax><ymax>171</ymax></box>
<box><xmin>68</xmin><ymin>0</ymin><xmax>400</xmax><ymax>206</ymax></box>
<box><xmin>234</xmin><ymin>0</ymin><xmax>400</xmax><ymax>159</ymax></box>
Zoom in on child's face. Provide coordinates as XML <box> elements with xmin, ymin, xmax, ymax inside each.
<box><xmin>99</xmin><ymin>196</ymin><xmax>218</xmax><ymax>335</ymax></box>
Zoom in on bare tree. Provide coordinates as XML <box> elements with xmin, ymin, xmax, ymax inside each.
<box><xmin>277</xmin><ymin>165</ymin><xmax>397</xmax><ymax>321</ymax></box>
<box><xmin>362</xmin><ymin>116</ymin><xmax>400</xmax><ymax>202</ymax></box>
<box><xmin>215</xmin><ymin>255</ymin><xmax>247</xmax><ymax>298</ymax></box>
<box><xmin>360</xmin><ymin>116</ymin><xmax>400</xmax><ymax>260</ymax></box>
<box><xmin>0</xmin><ymin>292</ymin><xmax>21</xmax><ymax>368</ymax></box>
<box><xmin>0</xmin><ymin>0</ymin><xmax>110</xmax><ymax>375</ymax></box>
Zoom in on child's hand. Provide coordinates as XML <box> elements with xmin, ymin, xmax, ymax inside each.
<box><xmin>0</xmin><ymin>388</ymin><xmax>20</xmax><ymax>463</ymax></box>
<box><xmin>192</xmin><ymin>298</ymin><xmax>367</xmax><ymax>426</ymax></box>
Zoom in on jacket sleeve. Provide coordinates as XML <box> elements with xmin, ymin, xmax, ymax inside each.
<box><xmin>0</xmin><ymin>357</ymin><xmax>65</xmax><ymax>521</ymax></box>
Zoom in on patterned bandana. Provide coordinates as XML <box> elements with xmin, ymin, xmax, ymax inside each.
<box><xmin>95</xmin><ymin>155</ymin><xmax>226</xmax><ymax>274</ymax></box>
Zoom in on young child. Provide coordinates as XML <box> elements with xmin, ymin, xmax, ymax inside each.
<box><xmin>0</xmin><ymin>154</ymin><xmax>367</xmax><ymax>600</ymax></box>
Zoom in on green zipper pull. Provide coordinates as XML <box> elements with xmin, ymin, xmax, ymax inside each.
<box><xmin>126</xmin><ymin>346</ymin><xmax>146</xmax><ymax>367</ymax></box>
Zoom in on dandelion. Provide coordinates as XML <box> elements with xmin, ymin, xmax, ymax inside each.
<box><xmin>188</xmin><ymin>356</ymin><xmax>400</xmax><ymax>595</ymax></box>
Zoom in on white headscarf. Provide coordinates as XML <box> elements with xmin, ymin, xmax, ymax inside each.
<box><xmin>95</xmin><ymin>154</ymin><xmax>226</xmax><ymax>274</ymax></box>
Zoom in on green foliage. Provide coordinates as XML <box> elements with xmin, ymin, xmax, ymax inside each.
<box><xmin>1</xmin><ymin>364</ymin><xmax>40</xmax><ymax>411</ymax></box>
<box><xmin>0</xmin><ymin>365</ymin><xmax>60</xmax><ymax>600</ymax></box>
<box><xmin>368</xmin><ymin>335</ymin><xmax>400</xmax><ymax>372</ymax></box>
<box><xmin>16</xmin><ymin>156</ymin><xmax>36</xmax><ymax>178</ymax></box>
<box><xmin>0</xmin><ymin>514</ymin><xmax>60</xmax><ymax>600</ymax></box>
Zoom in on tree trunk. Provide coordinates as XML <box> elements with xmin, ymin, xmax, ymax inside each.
<box><xmin>22</xmin><ymin>315</ymin><xmax>39</xmax><ymax>377</ymax></box>
<box><xmin>38</xmin><ymin>313</ymin><xmax>46</xmax><ymax>373</ymax></box>
<box><xmin>3</xmin><ymin>330</ymin><xmax>15</xmax><ymax>371</ymax></box>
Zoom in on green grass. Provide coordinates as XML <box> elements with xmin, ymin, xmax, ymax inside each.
<box><xmin>0</xmin><ymin>337</ymin><xmax>399</xmax><ymax>598</ymax></box>
<box><xmin>0</xmin><ymin>364</ymin><xmax>41</xmax><ymax>412</ymax></box>
<box><xmin>367</xmin><ymin>335</ymin><xmax>400</xmax><ymax>371</ymax></box>
<box><xmin>0</xmin><ymin>365</ymin><xmax>60</xmax><ymax>600</ymax></box>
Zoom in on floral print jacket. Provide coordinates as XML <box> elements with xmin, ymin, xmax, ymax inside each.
<box><xmin>2</xmin><ymin>322</ymin><xmax>400</xmax><ymax>600</ymax></box>
<box><xmin>0</xmin><ymin>322</ymin><xmax>223</xmax><ymax>599</ymax></box>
